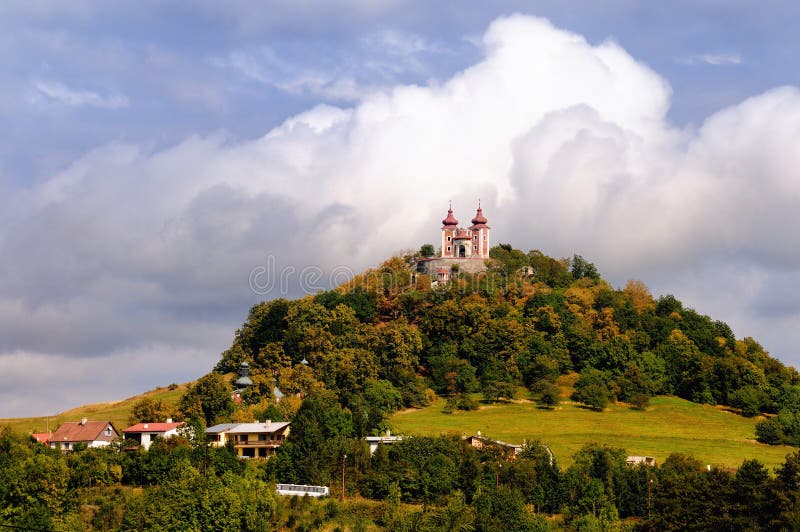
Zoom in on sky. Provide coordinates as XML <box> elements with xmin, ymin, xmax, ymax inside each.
<box><xmin>1</xmin><ymin>1</ymin><xmax>800</xmax><ymax>417</ymax></box>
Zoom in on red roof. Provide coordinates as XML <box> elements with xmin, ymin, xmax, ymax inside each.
<box><xmin>50</xmin><ymin>421</ymin><xmax>117</xmax><ymax>443</ymax></box>
<box><xmin>442</xmin><ymin>207</ymin><xmax>458</xmax><ymax>227</ymax></box>
<box><xmin>471</xmin><ymin>206</ymin><xmax>489</xmax><ymax>228</ymax></box>
<box><xmin>31</xmin><ymin>433</ymin><xmax>50</xmax><ymax>444</ymax></box>
<box><xmin>123</xmin><ymin>422</ymin><xmax>185</xmax><ymax>433</ymax></box>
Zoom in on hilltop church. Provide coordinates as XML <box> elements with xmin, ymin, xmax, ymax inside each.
<box><xmin>416</xmin><ymin>202</ymin><xmax>491</xmax><ymax>282</ymax></box>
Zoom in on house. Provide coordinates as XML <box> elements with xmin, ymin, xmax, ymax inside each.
<box><xmin>49</xmin><ymin>418</ymin><xmax>118</xmax><ymax>450</ymax></box>
<box><xmin>626</xmin><ymin>455</ymin><xmax>656</xmax><ymax>466</ymax></box>
<box><xmin>31</xmin><ymin>433</ymin><xmax>50</xmax><ymax>445</ymax></box>
<box><xmin>205</xmin><ymin>423</ymin><xmax>241</xmax><ymax>446</ymax></box>
<box><xmin>465</xmin><ymin>432</ymin><xmax>522</xmax><ymax>458</ymax></box>
<box><xmin>365</xmin><ymin>430</ymin><xmax>403</xmax><ymax>455</ymax></box>
<box><xmin>122</xmin><ymin>419</ymin><xmax>186</xmax><ymax>450</ymax></box>
<box><xmin>206</xmin><ymin>420</ymin><xmax>290</xmax><ymax>459</ymax></box>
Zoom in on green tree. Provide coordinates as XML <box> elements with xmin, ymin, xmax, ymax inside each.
<box><xmin>178</xmin><ymin>373</ymin><xmax>234</xmax><ymax>426</ymax></box>
<box><xmin>571</xmin><ymin>255</ymin><xmax>600</xmax><ymax>280</ymax></box>
<box><xmin>571</xmin><ymin>369</ymin><xmax>614</xmax><ymax>411</ymax></box>
<box><xmin>420</xmin><ymin>244</ymin><xmax>436</xmax><ymax>258</ymax></box>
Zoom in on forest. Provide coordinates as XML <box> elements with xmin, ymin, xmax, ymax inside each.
<box><xmin>4</xmin><ymin>244</ymin><xmax>800</xmax><ymax>530</ymax></box>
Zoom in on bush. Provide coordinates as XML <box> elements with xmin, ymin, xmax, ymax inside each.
<box><xmin>457</xmin><ymin>395</ymin><xmax>480</xmax><ymax>411</ymax></box>
<box><xmin>756</xmin><ymin>417</ymin><xmax>785</xmax><ymax>445</ymax></box>
<box><xmin>629</xmin><ymin>393</ymin><xmax>650</xmax><ymax>411</ymax></box>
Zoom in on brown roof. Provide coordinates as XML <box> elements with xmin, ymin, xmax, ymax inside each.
<box><xmin>50</xmin><ymin>421</ymin><xmax>118</xmax><ymax>443</ymax></box>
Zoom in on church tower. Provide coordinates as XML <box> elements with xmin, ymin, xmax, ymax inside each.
<box><xmin>469</xmin><ymin>202</ymin><xmax>490</xmax><ymax>258</ymax></box>
<box><xmin>441</xmin><ymin>202</ymin><xmax>459</xmax><ymax>258</ymax></box>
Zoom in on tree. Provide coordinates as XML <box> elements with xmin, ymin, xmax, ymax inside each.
<box><xmin>128</xmin><ymin>397</ymin><xmax>174</xmax><ymax>426</ymax></box>
<box><xmin>571</xmin><ymin>369</ymin><xmax>614</xmax><ymax>411</ymax></box>
<box><xmin>420</xmin><ymin>244</ymin><xmax>435</xmax><ymax>258</ymax></box>
<box><xmin>179</xmin><ymin>373</ymin><xmax>234</xmax><ymax>426</ymax></box>
<box><xmin>570</xmin><ymin>255</ymin><xmax>599</xmax><ymax>280</ymax></box>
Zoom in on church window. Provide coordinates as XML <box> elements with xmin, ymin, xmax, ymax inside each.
<box><xmin>447</xmin><ymin>246</ymin><xmax>451</xmax><ymax>252</ymax></box>
<box><xmin>447</xmin><ymin>236</ymin><xmax>451</xmax><ymax>242</ymax></box>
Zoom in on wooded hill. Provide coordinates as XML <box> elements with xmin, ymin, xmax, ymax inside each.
<box><xmin>214</xmin><ymin>245</ymin><xmax>800</xmax><ymax>444</ymax></box>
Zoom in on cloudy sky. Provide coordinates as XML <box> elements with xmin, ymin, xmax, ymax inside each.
<box><xmin>2</xmin><ymin>1</ymin><xmax>800</xmax><ymax>417</ymax></box>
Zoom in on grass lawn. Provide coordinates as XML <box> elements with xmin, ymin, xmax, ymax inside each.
<box><xmin>389</xmin><ymin>395</ymin><xmax>797</xmax><ymax>470</ymax></box>
<box><xmin>0</xmin><ymin>383</ymin><xmax>190</xmax><ymax>435</ymax></box>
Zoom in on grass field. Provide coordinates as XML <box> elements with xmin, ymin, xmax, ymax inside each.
<box><xmin>0</xmin><ymin>382</ymin><xmax>191</xmax><ymax>435</ymax></box>
<box><xmin>389</xmin><ymin>395</ymin><xmax>798</xmax><ymax>470</ymax></box>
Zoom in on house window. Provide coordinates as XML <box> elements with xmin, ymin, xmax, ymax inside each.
<box><xmin>259</xmin><ymin>433</ymin><xmax>267</xmax><ymax>441</ymax></box>
<box><xmin>105</xmin><ymin>427</ymin><xmax>112</xmax><ymax>436</ymax></box>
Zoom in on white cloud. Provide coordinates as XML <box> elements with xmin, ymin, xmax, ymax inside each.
<box><xmin>3</xmin><ymin>14</ymin><xmax>800</xmax><ymax>415</ymax></box>
<box><xmin>676</xmin><ymin>53</ymin><xmax>743</xmax><ymax>66</ymax></box>
<box><xmin>29</xmin><ymin>79</ymin><xmax>129</xmax><ymax>109</ymax></box>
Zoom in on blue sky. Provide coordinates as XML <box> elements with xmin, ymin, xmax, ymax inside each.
<box><xmin>1</xmin><ymin>1</ymin><xmax>800</xmax><ymax>416</ymax></box>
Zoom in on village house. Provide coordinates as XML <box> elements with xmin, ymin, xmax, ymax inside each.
<box><xmin>31</xmin><ymin>433</ymin><xmax>51</xmax><ymax>445</ymax></box>
<box><xmin>122</xmin><ymin>419</ymin><xmax>186</xmax><ymax>450</ymax></box>
<box><xmin>365</xmin><ymin>430</ymin><xmax>403</xmax><ymax>455</ymax></box>
<box><xmin>465</xmin><ymin>433</ymin><xmax>522</xmax><ymax>458</ymax></box>
<box><xmin>206</xmin><ymin>420</ymin><xmax>290</xmax><ymax>459</ymax></box>
<box><xmin>49</xmin><ymin>418</ymin><xmax>118</xmax><ymax>450</ymax></box>
<box><xmin>626</xmin><ymin>455</ymin><xmax>656</xmax><ymax>466</ymax></box>
<box><xmin>205</xmin><ymin>423</ymin><xmax>240</xmax><ymax>446</ymax></box>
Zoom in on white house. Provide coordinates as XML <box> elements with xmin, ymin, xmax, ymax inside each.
<box><xmin>122</xmin><ymin>419</ymin><xmax>186</xmax><ymax>450</ymax></box>
<box><xmin>365</xmin><ymin>430</ymin><xmax>403</xmax><ymax>455</ymax></box>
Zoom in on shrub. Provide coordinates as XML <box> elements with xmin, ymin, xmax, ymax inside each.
<box><xmin>629</xmin><ymin>393</ymin><xmax>650</xmax><ymax>411</ymax></box>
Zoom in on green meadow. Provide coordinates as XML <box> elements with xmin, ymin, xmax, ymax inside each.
<box><xmin>390</xmin><ymin>396</ymin><xmax>797</xmax><ymax>470</ymax></box>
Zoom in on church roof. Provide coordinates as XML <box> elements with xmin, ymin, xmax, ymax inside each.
<box><xmin>442</xmin><ymin>205</ymin><xmax>458</xmax><ymax>226</ymax></box>
<box><xmin>471</xmin><ymin>206</ymin><xmax>489</xmax><ymax>228</ymax></box>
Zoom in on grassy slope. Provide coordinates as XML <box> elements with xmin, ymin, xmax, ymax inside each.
<box><xmin>0</xmin><ymin>383</ymin><xmax>191</xmax><ymax>435</ymax></box>
<box><xmin>390</xmin><ymin>395</ymin><xmax>797</xmax><ymax>470</ymax></box>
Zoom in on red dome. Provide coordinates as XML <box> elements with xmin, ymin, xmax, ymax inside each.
<box><xmin>471</xmin><ymin>207</ymin><xmax>488</xmax><ymax>227</ymax></box>
<box><xmin>442</xmin><ymin>207</ymin><xmax>458</xmax><ymax>227</ymax></box>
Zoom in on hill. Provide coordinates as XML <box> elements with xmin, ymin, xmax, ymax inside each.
<box><xmin>0</xmin><ymin>382</ymin><xmax>190</xmax><ymax>435</ymax></box>
<box><xmin>210</xmin><ymin>246</ymin><xmax>800</xmax><ymax>450</ymax></box>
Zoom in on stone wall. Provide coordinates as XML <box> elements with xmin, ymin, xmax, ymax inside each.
<box><xmin>416</xmin><ymin>257</ymin><xmax>489</xmax><ymax>276</ymax></box>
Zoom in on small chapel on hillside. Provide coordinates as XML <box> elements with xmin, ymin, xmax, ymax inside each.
<box><xmin>416</xmin><ymin>202</ymin><xmax>491</xmax><ymax>281</ymax></box>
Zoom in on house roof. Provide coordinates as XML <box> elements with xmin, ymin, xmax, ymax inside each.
<box><xmin>123</xmin><ymin>422</ymin><xmax>185</xmax><ymax>433</ymax></box>
<box><xmin>50</xmin><ymin>421</ymin><xmax>117</xmax><ymax>443</ymax></box>
<box><xmin>226</xmin><ymin>421</ymin><xmax>290</xmax><ymax>434</ymax></box>
<box><xmin>205</xmin><ymin>423</ymin><xmax>241</xmax><ymax>434</ymax></box>
<box><xmin>31</xmin><ymin>433</ymin><xmax>50</xmax><ymax>444</ymax></box>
